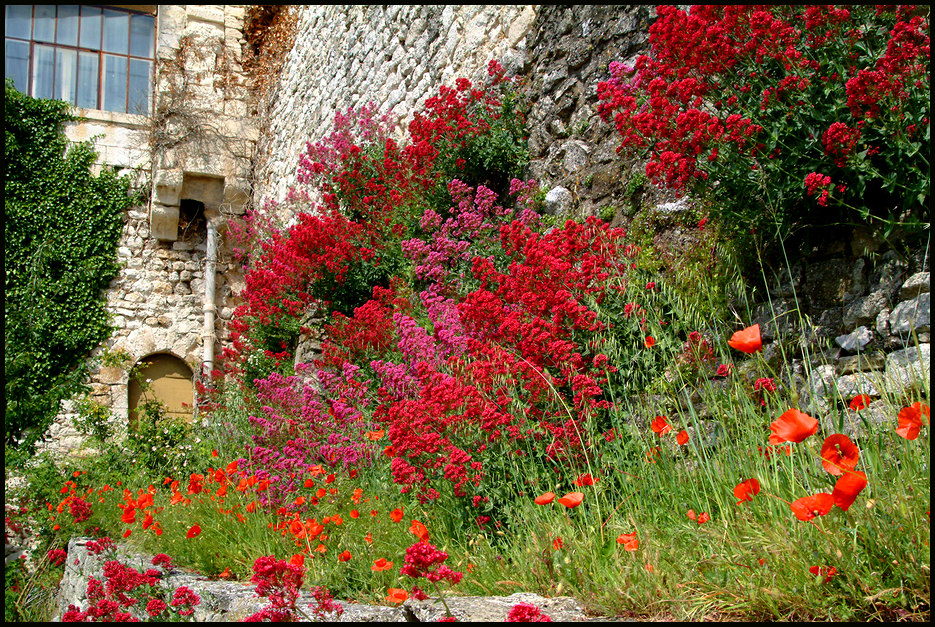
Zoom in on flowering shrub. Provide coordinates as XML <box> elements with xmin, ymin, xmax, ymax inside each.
<box><xmin>597</xmin><ymin>5</ymin><xmax>930</xmax><ymax>254</ymax></box>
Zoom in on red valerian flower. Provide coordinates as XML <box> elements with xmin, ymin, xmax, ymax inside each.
<box><xmin>534</xmin><ymin>492</ymin><xmax>555</xmax><ymax>505</ymax></box>
<box><xmin>831</xmin><ymin>470</ymin><xmax>867</xmax><ymax>511</ymax></box>
<box><xmin>820</xmin><ymin>434</ymin><xmax>860</xmax><ymax>476</ymax></box>
<box><xmin>728</xmin><ymin>324</ymin><xmax>762</xmax><ymax>353</ymax></box>
<box><xmin>650</xmin><ymin>415</ymin><xmax>672</xmax><ymax>435</ymax></box>
<box><xmin>186</xmin><ymin>524</ymin><xmax>201</xmax><ymax>539</ymax></box>
<box><xmin>769</xmin><ymin>409</ymin><xmax>818</xmax><ymax>445</ymax></box>
<box><xmin>790</xmin><ymin>493</ymin><xmax>834</xmax><ymax>521</ymax></box>
<box><xmin>848</xmin><ymin>394</ymin><xmax>872</xmax><ymax>411</ymax></box>
<box><xmin>809</xmin><ymin>565</ymin><xmax>838</xmax><ymax>583</ymax></box>
<box><xmin>734</xmin><ymin>478</ymin><xmax>761</xmax><ymax>504</ymax></box>
<box><xmin>676</xmin><ymin>430</ymin><xmax>689</xmax><ymax>445</ymax></box>
<box><xmin>617</xmin><ymin>532</ymin><xmax>639</xmax><ymax>551</ymax></box>
<box><xmin>556</xmin><ymin>492</ymin><xmax>584</xmax><ymax>508</ymax></box>
<box><xmin>506</xmin><ymin>602</ymin><xmax>552</xmax><ymax>622</ymax></box>
<box><xmin>895</xmin><ymin>402</ymin><xmax>930</xmax><ymax>440</ymax></box>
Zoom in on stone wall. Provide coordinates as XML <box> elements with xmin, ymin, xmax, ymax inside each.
<box><xmin>253</xmin><ymin>5</ymin><xmax>539</xmax><ymax>210</ymax></box>
<box><xmin>53</xmin><ymin>536</ymin><xmax>594</xmax><ymax>622</ymax></box>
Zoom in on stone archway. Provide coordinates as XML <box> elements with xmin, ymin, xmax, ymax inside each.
<box><xmin>127</xmin><ymin>353</ymin><xmax>195</xmax><ymax>429</ymax></box>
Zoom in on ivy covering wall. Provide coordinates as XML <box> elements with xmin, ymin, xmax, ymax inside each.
<box><xmin>4</xmin><ymin>80</ymin><xmax>138</xmax><ymax>462</ymax></box>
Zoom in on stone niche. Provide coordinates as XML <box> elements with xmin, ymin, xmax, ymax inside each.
<box><xmin>127</xmin><ymin>352</ymin><xmax>195</xmax><ymax>428</ymax></box>
<box><xmin>151</xmin><ymin>173</ymin><xmax>225</xmax><ymax>241</ymax></box>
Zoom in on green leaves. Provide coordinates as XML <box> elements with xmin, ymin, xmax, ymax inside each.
<box><xmin>4</xmin><ymin>80</ymin><xmax>134</xmax><ymax>457</ymax></box>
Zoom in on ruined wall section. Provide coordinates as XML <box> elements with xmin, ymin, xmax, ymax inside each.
<box><xmin>253</xmin><ymin>6</ymin><xmax>662</xmax><ymax>221</ymax></box>
<box><xmin>253</xmin><ymin>5</ymin><xmax>538</xmax><ymax>209</ymax></box>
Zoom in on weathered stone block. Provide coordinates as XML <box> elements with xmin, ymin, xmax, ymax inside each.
<box><xmin>884</xmin><ymin>343</ymin><xmax>930</xmax><ymax>395</ymax></box>
<box><xmin>900</xmin><ymin>271</ymin><xmax>930</xmax><ymax>301</ymax></box>
<box><xmin>842</xmin><ymin>290</ymin><xmax>888</xmax><ymax>329</ymax></box>
<box><xmin>835</xmin><ymin>326</ymin><xmax>873</xmax><ymax>354</ymax></box>
<box><xmin>889</xmin><ymin>292</ymin><xmax>930</xmax><ymax>336</ymax></box>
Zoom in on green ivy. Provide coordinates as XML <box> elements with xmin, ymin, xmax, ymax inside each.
<box><xmin>4</xmin><ymin>80</ymin><xmax>139</xmax><ymax>462</ymax></box>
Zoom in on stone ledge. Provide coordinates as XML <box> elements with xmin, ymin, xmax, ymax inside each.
<box><xmin>54</xmin><ymin>537</ymin><xmax>607</xmax><ymax>622</ymax></box>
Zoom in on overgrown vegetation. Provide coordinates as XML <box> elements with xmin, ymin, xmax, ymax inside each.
<box><xmin>4</xmin><ymin>80</ymin><xmax>139</xmax><ymax>463</ymax></box>
<box><xmin>4</xmin><ymin>6</ymin><xmax>930</xmax><ymax>623</ymax></box>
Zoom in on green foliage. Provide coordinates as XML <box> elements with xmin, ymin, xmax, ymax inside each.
<box><xmin>4</xmin><ymin>80</ymin><xmax>139</xmax><ymax>458</ymax></box>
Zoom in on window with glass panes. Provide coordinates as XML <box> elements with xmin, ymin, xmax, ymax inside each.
<box><xmin>5</xmin><ymin>5</ymin><xmax>155</xmax><ymax>115</ymax></box>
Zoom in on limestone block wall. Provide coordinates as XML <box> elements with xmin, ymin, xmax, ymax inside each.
<box><xmin>253</xmin><ymin>4</ymin><xmax>539</xmax><ymax>209</ymax></box>
<box><xmin>253</xmin><ymin>5</ymin><xmax>658</xmax><ymax>220</ymax></box>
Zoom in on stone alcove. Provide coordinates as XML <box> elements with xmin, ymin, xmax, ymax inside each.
<box><xmin>127</xmin><ymin>352</ymin><xmax>195</xmax><ymax>428</ymax></box>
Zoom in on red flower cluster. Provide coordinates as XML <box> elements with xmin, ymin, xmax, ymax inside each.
<box><xmin>506</xmin><ymin>602</ymin><xmax>552</xmax><ymax>622</ymax></box>
<box><xmin>400</xmin><ymin>540</ymin><xmax>463</xmax><ymax>584</ymax></box>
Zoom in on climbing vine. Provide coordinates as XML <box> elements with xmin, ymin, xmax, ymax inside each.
<box><xmin>4</xmin><ymin>80</ymin><xmax>141</xmax><ymax>462</ymax></box>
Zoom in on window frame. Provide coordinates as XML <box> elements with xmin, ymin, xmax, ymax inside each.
<box><xmin>4</xmin><ymin>5</ymin><xmax>156</xmax><ymax>115</ymax></box>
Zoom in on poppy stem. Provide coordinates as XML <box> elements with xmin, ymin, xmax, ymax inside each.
<box><xmin>600</xmin><ymin>491</ymin><xmax>636</xmax><ymax>532</ymax></box>
<box><xmin>762</xmin><ymin>491</ymin><xmax>792</xmax><ymax>506</ymax></box>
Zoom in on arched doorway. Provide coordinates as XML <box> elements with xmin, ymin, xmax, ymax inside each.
<box><xmin>127</xmin><ymin>353</ymin><xmax>195</xmax><ymax>429</ymax></box>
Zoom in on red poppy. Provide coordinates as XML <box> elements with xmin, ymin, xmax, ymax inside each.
<box><xmin>186</xmin><ymin>524</ymin><xmax>201</xmax><ymax>538</ymax></box>
<box><xmin>758</xmin><ymin>444</ymin><xmax>792</xmax><ymax>459</ymax></box>
<box><xmin>339</xmin><ymin>550</ymin><xmax>351</xmax><ymax>562</ymax></box>
<box><xmin>367</xmin><ymin>429</ymin><xmax>385</xmax><ymax>441</ymax></box>
<box><xmin>289</xmin><ymin>520</ymin><xmax>305</xmax><ymax>538</ymax></box>
<box><xmin>557</xmin><ymin>492</ymin><xmax>584</xmax><ymax>508</ymax></box>
<box><xmin>383</xmin><ymin>445</ymin><xmax>395</xmax><ymax>457</ymax></box>
<box><xmin>645</xmin><ymin>447</ymin><xmax>661</xmax><ymax>463</ymax></box>
<box><xmin>676</xmin><ymin>430</ymin><xmax>689</xmax><ymax>445</ymax></box>
<box><xmin>820</xmin><ymin>434</ymin><xmax>860</xmax><ymax>476</ymax></box>
<box><xmin>123</xmin><ymin>529</ymin><xmax>132</xmax><ymax>538</ymax></box>
<box><xmin>687</xmin><ymin>509</ymin><xmax>696</xmax><ymax>521</ymax></box>
<box><xmin>573</xmin><ymin>474</ymin><xmax>598</xmax><ymax>487</ymax></box>
<box><xmin>809</xmin><ymin>565</ymin><xmax>838</xmax><ymax>583</ymax></box>
<box><xmin>289</xmin><ymin>554</ymin><xmax>305</xmax><ymax>568</ymax></box>
<box><xmin>617</xmin><ymin>532</ymin><xmax>639</xmax><ymax>551</ymax></box>
<box><xmin>728</xmin><ymin>324</ymin><xmax>762</xmax><ymax>353</ymax></box>
<box><xmin>350</xmin><ymin>510</ymin><xmax>360</xmax><ymax>519</ymax></box>
<box><xmin>697</xmin><ymin>512</ymin><xmax>710</xmax><ymax>524</ymax></box>
<box><xmin>831</xmin><ymin>469</ymin><xmax>867</xmax><ymax>511</ymax></box>
<box><xmin>389</xmin><ymin>508</ymin><xmax>404</xmax><ymax>523</ymax></box>
<box><xmin>409</xmin><ymin>520</ymin><xmax>429</xmax><ymax>543</ymax></box>
<box><xmin>769</xmin><ymin>409</ymin><xmax>818</xmax><ymax>445</ymax></box>
<box><xmin>218</xmin><ymin>567</ymin><xmax>231</xmax><ymax>579</ymax></box>
<box><xmin>371</xmin><ymin>558</ymin><xmax>393</xmax><ymax>571</ymax></box>
<box><xmin>644</xmin><ymin>336</ymin><xmax>656</xmax><ymax>348</ymax></box>
<box><xmin>896</xmin><ymin>402</ymin><xmax>930</xmax><ymax>441</ymax></box>
<box><xmin>534</xmin><ymin>492</ymin><xmax>555</xmax><ymax>505</ymax></box>
<box><xmin>121</xmin><ymin>507</ymin><xmax>136</xmax><ymax>525</ymax></box>
<box><xmin>650</xmin><ymin>415</ymin><xmax>672</xmax><ymax>435</ymax></box>
<box><xmin>211</xmin><ymin>449</ymin><xmax>218</xmax><ymax>457</ymax></box>
<box><xmin>386</xmin><ymin>588</ymin><xmax>409</xmax><ymax>604</ymax></box>
<box><xmin>849</xmin><ymin>395</ymin><xmax>872</xmax><ymax>411</ymax></box>
<box><xmin>790</xmin><ymin>493</ymin><xmax>834</xmax><ymax>521</ymax></box>
<box><xmin>734</xmin><ymin>478</ymin><xmax>761</xmax><ymax>505</ymax></box>
<box><xmin>553</xmin><ymin>537</ymin><xmax>563</xmax><ymax>550</ymax></box>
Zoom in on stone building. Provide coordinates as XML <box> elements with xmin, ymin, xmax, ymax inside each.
<box><xmin>5</xmin><ymin>5</ymin><xmax>257</xmax><ymax>454</ymax></box>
